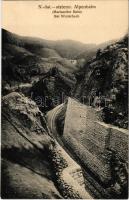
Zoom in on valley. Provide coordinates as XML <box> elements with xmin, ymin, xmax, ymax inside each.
<box><xmin>1</xmin><ymin>29</ymin><xmax>128</xmax><ymax>199</ymax></box>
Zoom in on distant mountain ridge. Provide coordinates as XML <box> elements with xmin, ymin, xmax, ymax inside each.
<box><xmin>2</xmin><ymin>29</ymin><xmax>85</xmax><ymax>86</ymax></box>
<box><xmin>2</xmin><ymin>29</ymin><xmax>96</xmax><ymax>59</ymax></box>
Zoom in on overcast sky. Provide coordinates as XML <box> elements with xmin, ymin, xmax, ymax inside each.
<box><xmin>2</xmin><ymin>0</ymin><xmax>128</xmax><ymax>44</ymax></box>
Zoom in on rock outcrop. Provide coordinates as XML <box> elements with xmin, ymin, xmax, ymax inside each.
<box><xmin>31</xmin><ymin>68</ymin><xmax>76</xmax><ymax>112</ymax></box>
<box><xmin>74</xmin><ymin>35</ymin><xmax>128</xmax><ymax>129</ymax></box>
<box><xmin>1</xmin><ymin>92</ymin><xmax>62</xmax><ymax>199</ymax></box>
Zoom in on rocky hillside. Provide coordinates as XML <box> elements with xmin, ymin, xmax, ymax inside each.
<box><xmin>1</xmin><ymin>92</ymin><xmax>63</xmax><ymax>199</ymax></box>
<box><xmin>2</xmin><ymin>29</ymin><xmax>128</xmax><ymax>128</ymax></box>
<box><xmin>2</xmin><ymin>29</ymin><xmax>95</xmax><ymax>82</ymax></box>
<box><xmin>2</xmin><ymin>29</ymin><xmax>88</xmax><ymax>97</ymax></box>
<box><xmin>76</xmin><ymin>39</ymin><xmax>117</xmax><ymax>60</ymax></box>
<box><xmin>31</xmin><ymin>67</ymin><xmax>76</xmax><ymax>112</ymax></box>
<box><xmin>74</xmin><ymin>35</ymin><xmax>128</xmax><ymax>129</ymax></box>
<box><xmin>3</xmin><ymin>29</ymin><xmax>119</xmax><ymax>113</ymax></box>
<box><xmin>3</xmin><ymin>29</ymin><xmax>113</xmax><ymax>87</ymax></box>
<box><xmin>2</xmin><ymin>92</ymin><xmax>93</xmax><ymax>199</ymax></box>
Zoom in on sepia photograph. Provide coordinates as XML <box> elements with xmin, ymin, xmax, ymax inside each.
<box><xmin>1</xmin><ymin>0</ymin><xmax>128</xmax><ymax>199</ymax></box>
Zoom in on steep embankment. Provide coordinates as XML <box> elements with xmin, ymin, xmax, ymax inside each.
<box><xmin>74</xmin><ymin>35</ymin><xmax>128</xmax><ymax>129</ymax></box>
<box><xmin>1</xmin><ymin>92</ymin><xmax>62</xmax><ymax>199</ymax></box>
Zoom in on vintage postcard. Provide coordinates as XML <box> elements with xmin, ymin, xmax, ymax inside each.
<box><xmin>1</xmin><ymin>0</ymin><xmax>128</xmax><ymax>199</ymax></box>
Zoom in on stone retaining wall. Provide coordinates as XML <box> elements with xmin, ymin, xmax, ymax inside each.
<box><xmin>48</xmin><ymin>143</ymin><xmax>91</xmax><ymax>199</ymax></box>
<box><xmin>63</xmin><ymin>98</ymin><xmax>128</xmax><ymax>193</ymax></box>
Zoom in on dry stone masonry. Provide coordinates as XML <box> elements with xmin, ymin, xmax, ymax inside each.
<box><xmin>63</xmin><ymin>97</ymin><xmax>128</xmax><ymax>198</ymax></box>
